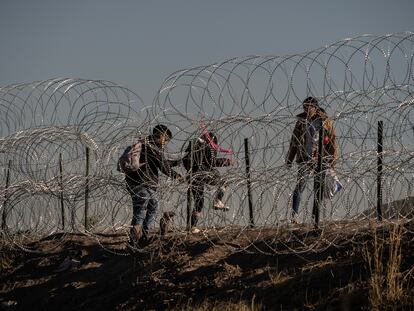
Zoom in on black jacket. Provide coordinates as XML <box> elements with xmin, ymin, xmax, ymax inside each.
<box><xmin>182</xmin><ymin>137</ymin><xmax>230</xmax><ymax>172</ymax></box>
<box><xmin>125</xmin><ymin>135</ymin><xmax>181</xmax><ymax>190</ymax></box>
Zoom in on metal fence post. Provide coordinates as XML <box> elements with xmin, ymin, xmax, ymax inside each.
<box><xmin>377</xmin><ymin>121</ymin><xmax>383</xmax><ymax>221</ymax></box>
<box><xmin>59</xmin><ymin>153</ymin><xmax>65</xmax><ymax>231</ymax></box>
<box><xmin>1</xmin><ymin>160</ymin><xmax>12</xmax><ymax>231</ymax></box>
<box><xmin>186</xmin><ymin>140</ymin><xmax>193</xmax><ymax>232</ymax></box>
<box><xmin>313</xmin><ymin>126</ymin><xmax>324</xmax><ymax>229</ymax></box>
<box><xmin>244</xmin><ymin>138</ymin><xmax>254</xmax><ymax>228</ymax></box>
<box><xmin>84</xmin><ymin>147</ymin><xmax>90</xmax><ymax>230</ymax></box>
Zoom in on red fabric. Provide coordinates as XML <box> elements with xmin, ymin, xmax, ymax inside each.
<box><xmin>200</xmin><ymin>122</ymin><xmax>234</xmax><ymax>155</ymax></box>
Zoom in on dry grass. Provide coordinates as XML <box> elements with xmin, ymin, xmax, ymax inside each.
<box><xmin>2</xmin><ymin>221</ymin><xmax>414</xmax><ymax>310</ymax></box>
<box><xmin>0</xmin><ymin>238</ymin><xmax>18</xmax><ymax>275</ymax></box>
<box><xmin>300</xmin><ymin>255</ymin><xmax>334</xmax><ymax>274</ymax></box>
<box><xmin>267</xmin><ymin>265</ymin><xmax>290</xmax><ymax>285</ymax></box>
<box><xmin>363</xmin><ymin>222</ymin><xmax>413</xmax><ymax>310</ymax></box>
<box><xmin>172</xmin><ymin>297</ymin><xmax>262</xmax><ymax>311</ymax></box>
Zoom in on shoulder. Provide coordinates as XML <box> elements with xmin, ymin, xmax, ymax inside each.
<box><xmin>323</xmin><ymin>117</ymin><xmax>334</xmax><ymax>128</ymax></box>
<box><xmin>293</xmin><ymin>114</ymin><xmax>306</xmax><ymax>129</ymax></box>
<box><xmin>296</xmin><ymin>112</ymin><xmax>307</xmax><ymax>120</ymax></box>
<box><xmin>295</xmin><ymin>113</ymin><xmax>307</xmax><ymax>125</ymax></box>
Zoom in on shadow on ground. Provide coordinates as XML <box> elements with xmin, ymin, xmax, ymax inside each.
<box><xmin>1</xmin><ymin>221</ymin><xmax>414</xmax><ymax>310</ymax></box>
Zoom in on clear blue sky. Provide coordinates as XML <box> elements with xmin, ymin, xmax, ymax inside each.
<box><xmin>1</xmin><ymin>0</ymin><xmax>413</xmax><ymax>104</ymax></box>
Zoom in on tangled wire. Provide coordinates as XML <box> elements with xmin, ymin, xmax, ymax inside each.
<box><xmin>1</xmin><ymin>32</ymin><xmax>414</xmax><ymax>254</ymax></box>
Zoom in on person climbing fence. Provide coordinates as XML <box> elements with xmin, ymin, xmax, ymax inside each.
<box><xmin>182</xmin><ymin>131</ymin><xmax>235</xmax><ymax>233</ymax></box>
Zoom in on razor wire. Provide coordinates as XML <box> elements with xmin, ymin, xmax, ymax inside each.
<box><xmin>1</xmin><ymin>32</ymin><xmax>414</xmax><ymax>255</ymax></box>
<box><xmin>0</xmin><ymin>78</ymin><xmax>151</xmax><ymax>239</ymax></box>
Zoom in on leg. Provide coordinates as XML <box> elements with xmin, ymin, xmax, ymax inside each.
<box><xmin>312</xmin><ymin>169</ymin><xmax>326</xmax><ymax>227</ymax></box>
<box><xmin>142</xmin><ymin>189</ymin><xmax>159</xmax><ymax>234</ymax></box>
<box><xmin>128</xmin><ymin>186</ymin><xmax>152</xmax><ymax>245</ymax></box>
<box><xmin>214</xmin><ymin>180</ymin><xmax>226</xmax><ymax>202</ymax></box>
<box><xmin>191</xmin><ymin>182</ymin><xmax>204</xmax><ymax>227</ymax></box>
<box><xmin>204</xmin><ymin>170</ymin><xmax>227</xmax><ymax>206</ymax></box>
<box><xmin>130</xmin><ymin>187</ymin><xmax>152</xmax><ymax>227</ymax></box>
<box><xmin>292</xmin><ymin>165</ymin><xmax>311</xmax><ymax>215</ymax></box>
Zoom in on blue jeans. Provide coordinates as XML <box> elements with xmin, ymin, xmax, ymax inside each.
<box><xmin>292</xmin><ymin>164</ymin><xmax>326</xmax><ymax>216</ymax></box>
<box><xmin>129</xmin><ymin>186</ymin><xmax>159</xmax><ymax>233</ymax></box>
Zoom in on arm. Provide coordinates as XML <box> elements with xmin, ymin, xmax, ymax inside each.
<box><xmin>158</xmin><ymin>152</ymin><xmax>182</xmax><ymax>180</ymax></box>
<box><xmin>214</xmin><ymin>158</ymin><xmax>232</xmax><ymax>167</ymax></box>
<box><xmin>286</xmin><ymin>120</ymin><xmax>301</xmax><ymax>164</ymax></box>
<box><xmin>205</xmin><ymin>145</ymin><xmax>232</xmax><ymax>167</ymax></box>
<box><xmin>146</xmin><ymin>144</ymin><xmax>182</xmax><ymax>180</ymax></box>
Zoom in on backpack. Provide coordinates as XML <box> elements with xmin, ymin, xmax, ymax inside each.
<box><xmin>117</xmin><ymin>141</ymin><xmax>145</xmax><ymax>173</ymax></box>
<box><xmin>182</xmin><ymin>138</ymin><xmax>210</xmax><ymax>171</ymax></box>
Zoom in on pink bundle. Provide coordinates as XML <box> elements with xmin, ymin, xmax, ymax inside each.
<box><xmin>200</xmin><ymin>122</ymin><xmax>234</xmax><ymax>155</ymax></box>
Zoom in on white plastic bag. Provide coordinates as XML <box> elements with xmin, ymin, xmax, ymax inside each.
<box><xmin>324</xmin><ymin>169</ymin><xmax>343</xmax><ymax>198</ymax></box>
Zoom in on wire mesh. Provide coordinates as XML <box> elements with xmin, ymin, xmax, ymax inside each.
<box><xmin>1</xmin><ymin>33</ymin><xmax>413</xmax><ymax>254</ymax></box>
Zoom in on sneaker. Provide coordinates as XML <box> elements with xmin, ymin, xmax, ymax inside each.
<box><xmin>191</xmin><ymin>227</ymin><xmax>201</xmax><ymax>234</ymax></box>
<box><xmin>290</xmin><ymin>212</ymin><xmax>298</xmax><ymax>224</ymax></box>
<box><xmin>213</xmin><ymin>200</ymin><xmax>230</xmax><ymax>211</ymax></box>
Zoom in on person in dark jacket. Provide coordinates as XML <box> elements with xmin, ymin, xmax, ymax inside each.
<box><xmin>286</xmin><ymin>97</ymin><xmax>338</xmax><ymax>224</ymax></box>
<box><xmin>126</xmin><ymin>124</ymin><xmax>183</xmax><ymax>245</ymax></box>
<box><xmin>182</xmin><ymin>131</ymin><xmax>235</xmax><ymax>233</ymax></box>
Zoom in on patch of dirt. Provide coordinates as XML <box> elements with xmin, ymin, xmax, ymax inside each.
<box><xmin>1</xmin><ymin>221</ymin><xmax>414</xmax><ymax>310</ymax></box>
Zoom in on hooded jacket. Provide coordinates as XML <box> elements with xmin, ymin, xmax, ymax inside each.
<box><xmin>182</xmin><ymin>137</ymin><xmax>231</xmax><ymax>172</ymax></box>
<box><xmin>286</xmin><ymin>112</ymin><xmax>339</xmax><ymax>166</ymax></box>
<box><xmin>125</xmin><ymin>135</ymin><xmax>181</xmax><ymax>190</ymax></box>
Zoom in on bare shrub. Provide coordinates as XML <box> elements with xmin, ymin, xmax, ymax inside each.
<box><xmin>364</xmin><ymin>222</ymin><xmax>413</xmax><ymax>310</ymax></box>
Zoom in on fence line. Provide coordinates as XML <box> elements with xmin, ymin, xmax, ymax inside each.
<box><xmin>0</xmin><ymin>33</ymin><xmax>413</xmax><ymax>255</ymax></box>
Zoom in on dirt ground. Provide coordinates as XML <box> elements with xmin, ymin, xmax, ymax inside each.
<box><xmin>1</xmin><ymin>220</ymin><xmax>414</xmax><ymax>310</ymax></box>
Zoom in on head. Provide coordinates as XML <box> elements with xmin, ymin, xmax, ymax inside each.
<box><xmin>152</xmin><ymin>124</ymin><xmax>172</xmax><ymax>146</ymax></box>
<box><xmin>302</xmin><ymin>97</ymin><xmax>320</xmax><ymax>119</ymax></box>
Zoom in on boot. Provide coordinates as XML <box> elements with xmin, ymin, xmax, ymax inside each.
<box><xmin>129</xmin><ymin>224</ymin><xmax>143</xmax><ymax>247</ymax></box>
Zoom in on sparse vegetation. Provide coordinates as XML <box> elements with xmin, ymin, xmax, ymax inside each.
<box><xmin>172</xmin><ymin>298</ymin><xmax>262</xmax><ymax>311</ymax></box>
<box><xmin>1</xmin><ymin>221</ymin><xmax>414</xmax><ymax>310</ymax></box>
<box><xmin>267</xmin><ymin>265</ymin><xmax>289</xmax><ymax>285</ymax></box>
<box><xmin>86</xmin><ymin>214</ymin><xmax>104</xmax><ymax>230</ymax></box>
<box><xmin>0</xmin><ymin>239</ymin><xmax>21</xmax><ymax>276</ymax></box>
<box><xmin>0</xmin><ymin>245</ymin><xmax>14</xmax><ymax>275</ymax></box>
<box><xmin>363</xmin><ymin>222</ymin><xmax>414</xmax><ymax>310</ymax></box>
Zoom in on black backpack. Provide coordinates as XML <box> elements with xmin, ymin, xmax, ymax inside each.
<box><xmin>182</xmin><ymin>138</ymin><xmax>211</xmax><ymax>171</ymax></box>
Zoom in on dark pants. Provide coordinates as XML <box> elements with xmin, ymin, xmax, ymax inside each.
<box><xmin>188</xmin><ymin>170</ymin><xmax>226</xmax><ymax>227</ymax></box>
<box><xmin>292</xmin><ymin>164</ymin><xmax>326</xmax><ymax>221</ymax></box>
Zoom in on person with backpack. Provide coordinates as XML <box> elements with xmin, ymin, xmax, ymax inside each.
<box><xmin>182</xmin><ymin>131</ymin><xmax>236</xmax><ymax>233</ymax></box>
<box><xmin>286</xmin><ymin>97</ymin><xmax>338</xmax><ymax>225</ymax></box>
<box><xmin>119</xmin><ymin>124</ymin><xmax>183</xmax><ymax>247</ymax></box>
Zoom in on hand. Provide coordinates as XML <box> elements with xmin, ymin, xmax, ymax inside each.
<box><xmin>228</xmin><ymin>158</ymin><xmax>236</xmax><ymax>166</ymax></box>
<box><xmin>176</xmin><ymin>175</ymin><xmax>185</xmax><ymax>183</ymax></box>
